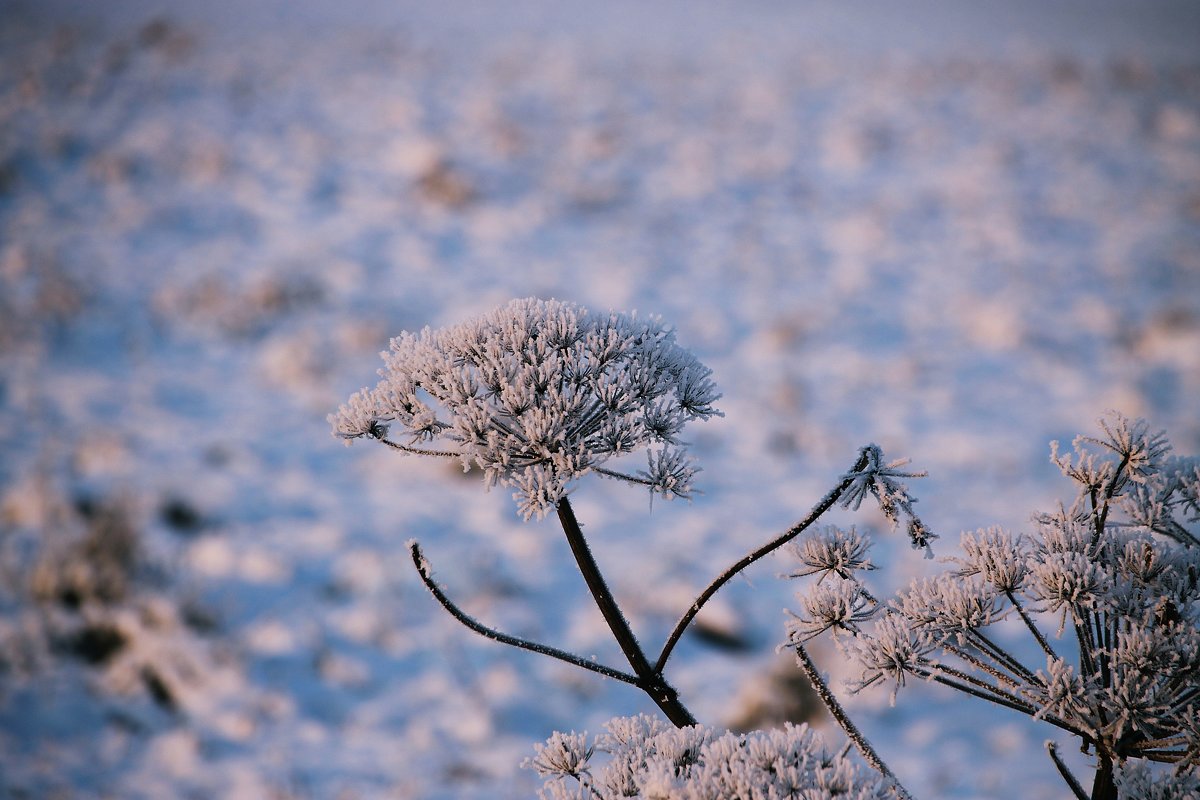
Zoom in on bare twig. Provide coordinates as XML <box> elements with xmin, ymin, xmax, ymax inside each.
<box><xmin>655</xmin><ymin>448</ymin><xmax>874</xmax><ymax>674</ymax></box>
<box><xmin>1046</xmin><ymin>741</ymin><xmax>1090</xmax><ymax>800</ymax></box>
<box><xmin>379</xmin><ymin>437</ymin><xmax>459</xmax><ymax>458</ymax></box>
<box><xmin>1006</xmin><ymin>590</ymin><xmax>1058</xmax><ymax>660</ymax></box>
<box><xmin>410</xmin><ymin>540</ymin><xmax>641</xmax><ymax>687</ymax></box>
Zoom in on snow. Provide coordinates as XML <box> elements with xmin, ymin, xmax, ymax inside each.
<box><xmin>2</xmin><ymin>1</ymin><xmax>1199</xmax><ymax>798</ymax></box>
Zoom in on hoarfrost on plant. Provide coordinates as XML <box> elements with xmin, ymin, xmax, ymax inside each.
<box><xmin>329</xmin><ymin>298</ymin><xmax>721</xmax><ymax>519</ymax></box>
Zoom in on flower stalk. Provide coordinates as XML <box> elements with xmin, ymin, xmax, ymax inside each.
<box><xmin>556</xmin><ymin>497</ymin><xmax>696</xmax><ymax>727</ymax></box>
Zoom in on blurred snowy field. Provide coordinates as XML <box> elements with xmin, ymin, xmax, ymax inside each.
<box><xmin>1</xmin><ymin>2</ymin><xmax>1199</xmax><ymax>798</ymax></box>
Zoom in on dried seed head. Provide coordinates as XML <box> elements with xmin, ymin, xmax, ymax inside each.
<box><xmin>330</xmin><ymin>298</ymin><xmax>721</xmax><ymax>519</ymax></box>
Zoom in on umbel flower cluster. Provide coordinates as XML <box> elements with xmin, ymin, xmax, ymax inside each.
<box><xmin>330</xmin><ymin>297</ymin><xmax>721</xmax><ymax>519</ymax></box>
<box><xmin>525</xmin><ymin>714</ymin><xmax>890</xmax><ymax>800</ymax></box>
<box><xmin>786</xmin><ymin>414</ymin><xmax>1200</xmax><ymax>799</ymax></box>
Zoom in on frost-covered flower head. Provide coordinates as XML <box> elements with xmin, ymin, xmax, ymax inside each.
<box><xmin>330</xmin><ymin>298</ymin><xmax>722</xmax><ymax>519</ymax></box>
<box><xmin>527</xmin><ymin>715</ymin><xmax>890</xmax><ymax>800</ymax></box>
<box><xmin>787</xmin><ymin>525</ymin><xmax>877</xmax><ymax>582</ymax></box>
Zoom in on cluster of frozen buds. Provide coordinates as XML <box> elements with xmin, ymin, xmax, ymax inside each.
<box><xmin>786</xmin><ymin>414</ymin><xmax>1200</xmax><ymax>794</ymax></box>
<box><xmin>524</xmin><ymin>714</ymin><xmax>890</xmax><ymax>800</ymax></box>
<box><xmin>330</xmin><ymin>298</ymin><xmax>721</xmax><ymax>519</ymax></box>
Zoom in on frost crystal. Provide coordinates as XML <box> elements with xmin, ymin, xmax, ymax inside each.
<box><xmin>329</xmin><ymin>298</ymin><xmax>721</xmax><ymax>519</ymax></box>
<box><xmin>838</xmin><ymin>445</ymin><xmax>936</xmax><ymax>555</ymax></box>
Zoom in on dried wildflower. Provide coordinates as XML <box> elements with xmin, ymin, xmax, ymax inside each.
<box><xmin>842</xmin><ymin>613</ymin><xmax>935</xmax><ymax>698</ymax></box>
<box><xmin>330</xmin><ymin>298</ymin><xmax>721</xmax><ymax>519</ymax></box>
<box><xmin>786</xmin><ymin>576</ymin><xmax>877</xmax><ymax>643</ymax></box>
<box><xmin>786</xmin><ymin>525</ymin><xmax>876</xmax><ymax>582</ymax></box>
<box><xmin>893</xmin><ymin>574</ymin><xmax>1003</xmax><ymax>643</ymax></box>
<box><xmin>1029</xmin><ymin>657</ymin><xmax>1096</xmax><ymax>726</ymax></box>
<box><xmin>818</xmin><ymin>415</ymin><xmax>1200</xmax><ymax>798</ymax></box>
<box><xmin>1114</xmin><ymin>761</ymin><xmax>1200</xmax><ymax>800</ymax></box>
<box><xmin>1028</xmin><ymin>551</ymin><xmax>1110</xmax><ymax>619</ymax></box>
<box><xmin>524</xmin><ymin>730</ymin><xmax>595</xmax><ymax>781</ymax></box>
<box><xmin>955</xmin><ymin>527</ymin><xmax>1029</xmax><ymax>593</ymax></box>
<box><xmin>528</xmin><ymin>716</ymin><xmax>889</xmax><ymax>800</ymax></box>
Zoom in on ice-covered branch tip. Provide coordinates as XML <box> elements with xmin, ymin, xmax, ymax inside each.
<box><xmin>329</xmin><ymin>298</ymin><xmax>721</xmax><ymax>520</ymax></box>
<box><xmin>839</xmin><ymin>444</ymin><xmax>937</xmax><ymax>556</ymax></box>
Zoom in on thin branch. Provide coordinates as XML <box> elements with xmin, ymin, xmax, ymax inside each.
<box><xmin>1046</xmin><ymin>741</ymin><xmax>1090</xmax><ymax>800</ymax></box>
<box><xmin>1006</xmin><ymin>590</ymin><xmax>1058</xmax><ymax>660</ymax></box>
<box><xmin>1127</xmin><ymin>735</ymin><xmax>1188</xmax><ymax>752</ymax></box>
<box><xmin>792</xmin><ymin>643</ymin><xmax>915</xmax><ymax>800</ymax></box>
<box><xmin>1139</xmin><ymin>750</ymin><xmax>1191</xmax><ymax>764</ymax></box>
<box><xmin>1073</xmin><ymin>613</ymin><xmax>1098</xmax><ymax>680</ymax></box>
<box><xmin>379</xmin><ymin>437</ymin><xmax>459</xmax><ymax>458</ymax></box>
<box><xmin>913</xmin><ymin>668</ymin><xmax>1092</xmax><ymax>741</ymax></box>
<box><xmin>409</xmin><ymin>540</ymin><xmax>641</xmax><ymax>687</ymax></box>
<box><xmin>936</xmin><ymin>644</ymin><xmax>1025</xmax><ymax>690</ymax></box>
<box><xmin>965</xmin><ymin>629</ymin><xmax>1039</xmax><ymax>684</ymax></box>
<box><xmin>654</xmin><ymin>448</ymin><xmax>873</xmax><ymax>674</ymax></box>
<box><xmin>918</xmin><ymin>658</ymin><xmax>1039</xmax><ymax>713</ymax></box>
<box><xmin>592</xmin><ymin>466</ymin><xmax>654</xmax><ymax>486</ymax></box>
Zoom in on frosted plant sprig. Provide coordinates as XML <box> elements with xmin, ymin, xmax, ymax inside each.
<box><xmin>786</xmin><ymin>525</ymin><xmax>877</xmax><ymax>582</ymax></box>
<box><xmin>839</xmin><ymin>444</ymin><xmax>936</xmax><ymax>556</ymax></box>
<box><xmin>336</xmin><ymin>300</ymin><xmax>941</xmax><ymax>751</ymax></box>
<box><xmin>525</xmin><ymin>730</ymin><xmax>595</xmax><ymax>783</ymax></box>
<box><xmin>791</xmin><ymin>414</ymin><xmax>1200</xmax><ymax>800</ymax></box>
<box><xmin>786</xmin><ymin>575</ymin><xmax>877</xmax><ymax>644</ymax></box>
<box><xmin>330</xmin><ymin>297</ymin><xmax>721</xmax><ymax>520</ymax></box>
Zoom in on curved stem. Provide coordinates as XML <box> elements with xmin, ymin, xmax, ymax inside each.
<box><xmin>410</xmin><ymin>541</ymin><xmax>641</xmax><ymax>687</ymax></box>
<box><xmin>654</xmin><ymin>448</ymin><xmax>873</xmax><ymax>674</ymax></box>
<box><xmin>793</xmin><ymin>643</ymin><xmax>914</xmax><ymax>800</ymax></box>
<box><xmin>557</xmin><ymin>498</ymin><xmax>697</xmax><ymax>727</ymax></box>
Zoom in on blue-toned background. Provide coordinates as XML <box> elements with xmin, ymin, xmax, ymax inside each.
<box><xmin>2</xmin><ymin>2</ymin><xmax>1198</xmax><ymax>797</ymax></box>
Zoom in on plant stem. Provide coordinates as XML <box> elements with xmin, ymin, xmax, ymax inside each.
<box><xmin>556</xmin><ymin>497</ymin><xmax>697</xmax><ymax>727</ymax></box>
<box><xmin>1007</xmin><ymin>591</ymin><xmax>1058</xmax><ymax>660</ymax></box>
<box><xmin>792</xmin><ymin>643</ymin><xmax>915</xmax><ymax>800</ymax></box>
<box><xmin>409</xmin><ymin>540</ymin><xmax>641</xmax><ymax>686</ymax></box>
<box><xmin>1045</xmin><ymin>742</ymin><xmax>1089</xmax><ymax>800</ymax></box>
<box><xmin>1092</xmin><ymin>754</ymin><xmax>1117</xmax><ymax>800</ymax></box>
<box><xmin>655</xmin><ymin>448</ymin><xmax>873</xmax><ymax>673</ymax></box>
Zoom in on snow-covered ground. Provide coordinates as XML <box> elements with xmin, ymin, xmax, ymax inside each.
<box><xmin>2</xmin><ymin>2</ymin><xmax>1198</xmax><ymax>798</ymax></box>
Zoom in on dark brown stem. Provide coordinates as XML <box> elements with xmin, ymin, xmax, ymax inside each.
<box><xmin>410</xmin><ymin>541</ymin><xmax>641</xmax><ymax>686</ymax></box>
<box><xmin>1091</xmin><ymin>754</ymin><xmax>1117</xmax><ymax>800</ymax></box>
<box><xmin>1046</xmin><ymin>742</ymin><xmax>1089</xmax><ymax>800</ymax></box>
<box><xmin>913</xmin><ymin>668</ymin><xmax>1093</xmax><ymax>741</ymax></box>
<box><xmin>557</xmin><ymin>497</ymin><xmax>697</xmax><ymax>727</ymax></box>
<box><xmin>654</xmin><ymin>448</ymin><xmax>873</xmax><ymax>673</ymax></box>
